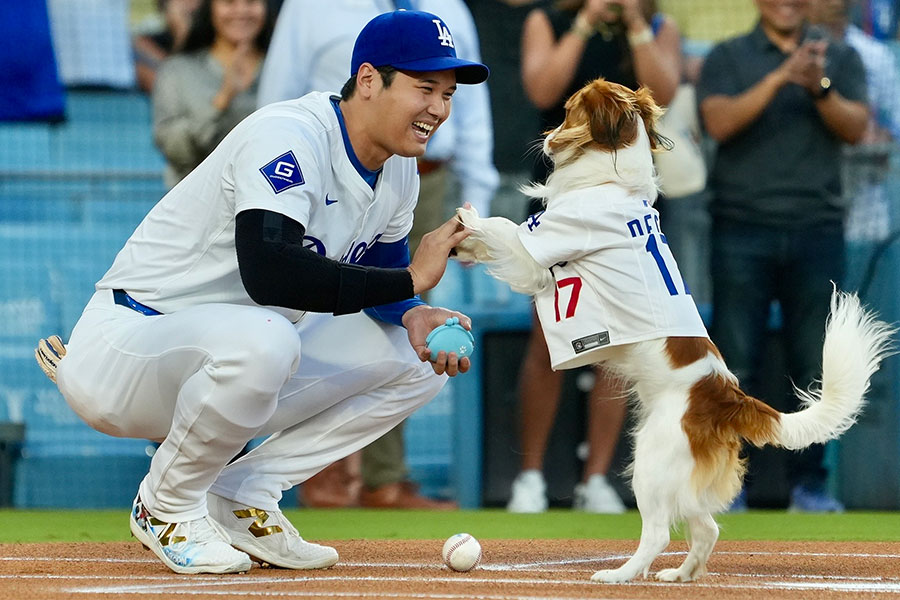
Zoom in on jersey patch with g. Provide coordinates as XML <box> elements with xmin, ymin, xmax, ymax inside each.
<box><xmin>260</xmin><ymin>151</ymin><xmax>304</xmax><ymax>193</ymax></box>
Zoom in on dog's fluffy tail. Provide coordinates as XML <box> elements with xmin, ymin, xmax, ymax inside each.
<box><xmin>773</xmin><ymin>290</ymin><xmax>895</xmax><ymax>450</ymax></box>
<box><xmin>696</xmin><ymin>290</ymin><xmax>894</xmax><ymax>502</ymax></box>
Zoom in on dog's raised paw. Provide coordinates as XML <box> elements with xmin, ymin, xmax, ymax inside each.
<box><xmin>452</xmin><ymin>237</ymin><xmax>488</xmax><ymax>263</ymax></box>
<box><xmin>455</xmin><ymin>205</ymin><xmax>480</xmax><ymax>224</ymax></box>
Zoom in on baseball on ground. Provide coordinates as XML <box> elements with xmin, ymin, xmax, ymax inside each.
<box><xmin>442</xmin><ymin>533</ymin><xmax>482</xmax><ymax>572</ymax></box>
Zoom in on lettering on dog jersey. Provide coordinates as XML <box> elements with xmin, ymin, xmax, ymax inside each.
<box><xmin>625</xmin><ymin>212</ymin><xmax>664</xmax><ymax>240</ymax></box>
<box><xmin>526</xmin><ymin>210</ymin><xmax>544</xmax><ymax>232</ymax></box>
<box><xmin>626</xmin><ymin>212</ymin><xmax>687</xmax><ymax>296</ymax></box>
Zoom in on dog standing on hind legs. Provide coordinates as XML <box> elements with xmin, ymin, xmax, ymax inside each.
<box><xmin>454</xmin><ymin>77</ymin><xmax>896</xmax><ymax>583</ymax></box>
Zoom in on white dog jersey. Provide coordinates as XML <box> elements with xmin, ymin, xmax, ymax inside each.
<box><xmin>517</xmin><ymin>184</ymin><xmax>708</xmax><ymax>370</ymax></box>
<box><xmin>97</xmin><ymin>91</ymin><xmax>418</xmax><ymax>321</ymax></box>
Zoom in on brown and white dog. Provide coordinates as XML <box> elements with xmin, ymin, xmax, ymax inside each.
<box><xmin>454</xmin><ymin>78</ymin><xmax>894</xmax><ymax>583</ymax></box>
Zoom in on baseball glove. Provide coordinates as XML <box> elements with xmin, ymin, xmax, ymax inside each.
<box><xmin>35</xmin><ymin>335</ymin><xmax>66</xmax><ymax>383</ymax></box>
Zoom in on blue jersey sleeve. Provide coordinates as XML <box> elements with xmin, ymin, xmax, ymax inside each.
<box><xmin>359</xmin><ymin>236</ymin><xmax>426</xmax><ymax>326</ymax></box>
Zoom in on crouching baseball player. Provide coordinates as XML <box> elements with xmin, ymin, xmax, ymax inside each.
<box><xmin>34</xmin><ymin>10</ymin><xmax>484</xmax><ymax>575</ymax></box>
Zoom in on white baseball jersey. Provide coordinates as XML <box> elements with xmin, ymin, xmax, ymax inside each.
<box><xmin>518</xmin><ymin>184</ymin><xmax>708</xmax><ymax>370</ymax></box>
<box><xmin>98</xmin><ymin>91</ymin><xmax>419</xmax><ymax>321</ymax></box>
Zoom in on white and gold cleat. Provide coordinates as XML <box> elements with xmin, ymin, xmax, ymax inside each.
<box><xmin>130</xmin><ymin>493</ymin><xmax>252</xmax><ymax>574</ymax></box>
<box><xmin>207</xmin><ymin>493</ymin><xmax>339</xmax><ymax>569</ymax></box>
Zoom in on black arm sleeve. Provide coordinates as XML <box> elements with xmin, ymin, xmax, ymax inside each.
<box><xmin>235</xmin><ymin>209</ymin><xmax>416</xmax><ymax>315</ymax></box>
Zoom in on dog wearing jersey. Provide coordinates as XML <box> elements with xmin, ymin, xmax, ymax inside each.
<box><xmin>453</xmin><ymin>78</ymin><xmax>894</xmax><ymax>583</ymax></box>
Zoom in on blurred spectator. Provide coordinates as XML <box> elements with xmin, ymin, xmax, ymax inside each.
<box><xmin>133</xmin><ymin>0</ymin><xmax>202</xmax><ymax>93</ymax></box>
<box><xmin>257</xmin><ymin>0</ymin><xmax>495</xmax><ymax>510</ymax></box>
<box><xmin>657</xmin><ymin>0</ymin><xmax>757</xmax><ymax>47</ymax></box>
<box><xmin>0</xmin><ymin>0</ymin><xmax>65</xmax><ymax>122</ymax></box>
<box><xmin>813</xmin><ymin>0</ymin><xmax>900</xmax><ymax>138</ymax></box>
<box><xmin>852</xmin><ymin>0</ymin><xmax>898</xmax><ymax>40</ymax></box>
<box><xmin>152</xmin><ymin>0</ymin><xmax>275</xmax><ymax>187</ymax></box>
<box><xmin>507</xmin><ymin>0</ymin><xmax>682</xmax><ymax>514</ymax></box>
<box><xmin>47</xmin><ymin>0</ymin><xmax>136</xmax><ymax>89</ymax></box>
<box><xmin>697</xmin><ymin>0</ymin><xmax>868</xmax><ymax>512</ymax></box>
<box><xmin>812</xmin><ymin>0</ymin><xmax>900</xmax><ymax>243</ymax></box>
<box><xmin>466</xmin><ymin>0</ymin><xmax>542</xmax><ymax>222</ymax></box>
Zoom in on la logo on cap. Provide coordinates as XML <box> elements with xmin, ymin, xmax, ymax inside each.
<box><xmin>432</xmin><ymin>18</ymin><xmax>454</xmax><ymax>48</ymax></box>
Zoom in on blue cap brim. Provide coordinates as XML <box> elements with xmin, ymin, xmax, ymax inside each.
<box><xmin>389</xmin><ymin>56</ymin><xmax>489</xmax><ymax>84</ymax></box>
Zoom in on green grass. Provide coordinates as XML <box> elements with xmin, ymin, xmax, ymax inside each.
<box><xmin>1</xmin><ymin>509</ymin><xmax>898</xmax><ymax>543</ymax></box>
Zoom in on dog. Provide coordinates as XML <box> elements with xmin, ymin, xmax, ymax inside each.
<box><xmin>454</xmin><ymin>78</ymin><xmax>895</xmax><ymax>583</ymax></box>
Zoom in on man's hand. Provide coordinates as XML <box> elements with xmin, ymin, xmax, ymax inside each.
<box><xmin>402</xmin><ymin>305</ymin><xmax>472</xmax><ymax>376</ymax></box>
<box><xmin>407</xmin><ymin>216</ymin><xmax>471</xmax><ymax>296</ymax></box>
<box><xmin>215</xmin><ymin>42</ymin><xmax>258</xmax><ymax>111</ymax></box>
<box><xmin>778</xmin><ymin>39</ymin><xmax>828</xmax><ymax>93</ymax></box>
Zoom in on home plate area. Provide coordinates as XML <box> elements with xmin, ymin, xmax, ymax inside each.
<box><xmin>2</xmin><ymin>539</ymin><xmax>900</xmax><ymax>599</ymax></box>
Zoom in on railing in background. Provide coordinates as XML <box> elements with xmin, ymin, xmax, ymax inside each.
<box><xmin>0</xmin><ymin>91</ymin><xmax>164</xmax><ymax>507</ymax></box>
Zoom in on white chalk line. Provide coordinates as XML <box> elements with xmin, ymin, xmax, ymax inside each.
<box><xmin>62</xmin><ymin>574</ymin><xmax>900</xmax><ymax>596</ymax></box>
<box><xmin>0</xmin><ymin>573</ymin><xmax>895</xmax><ymax>597</ymax></box>
<box><xmin>12</xmin><ymin>569</ymin><xmax>895</xmax><ymax>584</ymax></box>
<box><xmin>0</xmin><ymin>556</ymin><xmax>158</xmax><ymax>564</ymax></box>
<box><xmin>4</xmin><ymin>549</ymin><xmax>900</xmax><ymax>569</ymax></box>
<box><xmin>3</xmin><ymin>550</ymin><xmax>900</xmax><ymax>596</ymax></box>
<box><xmin>716</xmin><ymin>550</ymin><xmax>900</xmax><ymax>559</ymax></box>
<box><xmin>76</xmin><ymin>592</ymin><xmax>632</xmax><ymax>600</ymax></box>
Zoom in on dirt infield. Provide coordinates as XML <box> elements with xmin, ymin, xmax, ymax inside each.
<box><xmin>2</xmin><ymin>539</ymin><xmax>899</xmax><ymax>599</ymax></box>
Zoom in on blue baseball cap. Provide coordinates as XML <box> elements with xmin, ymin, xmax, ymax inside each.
<box><xmin>351</xmin><ymin>10</ymin><xmax>489</xmax><ymax>85</ymax></box>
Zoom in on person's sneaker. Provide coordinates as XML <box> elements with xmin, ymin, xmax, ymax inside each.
<box><xmin>129</xmin><ymin>494</ymin><xmax>252</xmax><ymax>574</ymax></box>
<box><xmin>507</xmin><ymin>470</ymin><xmax>548</xmax><ymax>513</ymax></box>
<box><xmin>207</xmin><ymin>493</ymin><xmax>339</xmax><ymax>569</ymax></box>
<box><xmin>788</xmin><ymin>484</ymin><xmax>845</xmax><ymax>513</ymax></box>
<box><xmin>573</xmin><ymin>474</ymin><xmax>626</xmax><ymax>514</ymax></box>
<box><xmin>726</xmin><ymin>487</ymin><xmax>749</xmax><ymax>513</ymax></box>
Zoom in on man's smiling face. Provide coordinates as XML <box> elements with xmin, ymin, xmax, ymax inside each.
<box><xmin>368</xmin><ymin>69</ymin><xmax>457</xmax><ymax>160</ymax></box>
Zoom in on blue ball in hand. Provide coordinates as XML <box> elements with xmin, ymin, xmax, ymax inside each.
<box><xmin>425</xmin><ymin>317</ymin><xmax>475</xmax><ymax>362</ymax></box>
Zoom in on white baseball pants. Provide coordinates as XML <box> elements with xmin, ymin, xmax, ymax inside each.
<box><xmin>57</xmin><ymin>289</ymin><xmax>445</xmax><ymax>522</ymax></box>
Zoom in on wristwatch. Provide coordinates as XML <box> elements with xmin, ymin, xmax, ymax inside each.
<box><xmin>815</xmin><ymin>76</ymin><xmax>832</xmax><ymax>99</ymax></box>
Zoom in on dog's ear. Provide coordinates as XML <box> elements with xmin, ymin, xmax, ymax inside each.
<box><xmin>546</xmin><ymin>83</ymin><xmax>600</xmax><ymax>156</ymax></box>
<box><xmin>582</xmin><ymin>79</ymin><xmax>640</xmax><ymax>152</ymax></box>
<box><xmin>633</xmin><ymin>86</ymin><xmax>672</xmax><ymax>151</ymax></box>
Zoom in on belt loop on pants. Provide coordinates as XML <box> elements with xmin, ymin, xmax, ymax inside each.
<box><xmin>416</xmin><ymin>158</ymin><xmax>446</xmax><ymax>177</ymax></box>
<box><xmin>113</xmin><ymin>289</ymin><xmax>162</xmax><ymax>316</ymax></box>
